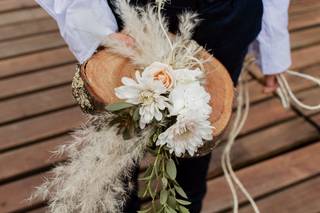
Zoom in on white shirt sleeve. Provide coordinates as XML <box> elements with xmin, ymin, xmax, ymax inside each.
<box><xmin>36</xmin><ymin>0</ymin><xmax>119</xmax><ymax>63</ymax></box>
<box><xmin>252</xmin><ymin>0</ymin><xmax>292</xmax><ymax>75</ymax></box>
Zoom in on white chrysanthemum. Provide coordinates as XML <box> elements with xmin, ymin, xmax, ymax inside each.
<box><xmin>156</xmin><ymin>111</ymin><xmax>213</xmax><ymax>157</ymax></box>
<box><xmin>168</xmin><ymin>82</ymin><xmax>211</xmax><ymax>116</ymax></box>
<box><xmin>171</xmin><ymin>68</ymin><xmax>203</xmax><ymax>85</ymax></box>
<box><xmin>115</xmin><ymin>71</ymin><xmax>169</xmax><ymax>129</ymax></box>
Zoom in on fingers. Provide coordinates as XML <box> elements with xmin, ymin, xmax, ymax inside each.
<box><xmin>263</xmin><ymin>75</ymin><xmax>278</xmax><ymax>93</ymax></box>
<box><xmin>109</xmin><ymin>33</ymin><xmax>135</xmax><ymax>47</ymax></box>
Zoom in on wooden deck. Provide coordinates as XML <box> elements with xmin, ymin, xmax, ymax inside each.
<box><xmin>0</xmin><ymin>0</ymin><xmax>319</xmax><ymax>212</ymax></box>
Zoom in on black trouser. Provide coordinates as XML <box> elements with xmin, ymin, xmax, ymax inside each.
<box><xmin>109</xmin><ymin>0</ymin><xmax>263</xmax><ymax>212</ymax></box>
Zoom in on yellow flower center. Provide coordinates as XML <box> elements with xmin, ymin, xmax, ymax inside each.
<box><xmin>139</xmin><ymin>90</ymin><xmax>155</xmax><ymax>105</ymax></box>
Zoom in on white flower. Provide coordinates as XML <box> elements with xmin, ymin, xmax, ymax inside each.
<box><xmin>171</xmin><ymin>68</ymin><xmax>203</xmax><ymax>85</ymax></box>
<box><xmin>115</xmin><ymin>71</ymin><xmax>169</xmax><ymax>129</ymax></box>
<box><xmin>168</xmin><ymin>82</ymin><xmax>211</xmax><ymax>116</ymax></box>
<box><xmin>142</xmin><ymin>62</ymin><xmax>174</xmax><ymax>89</ymax></box>
<box><xmin>156</xmin><ymin>111</ymin><xmax>213</xmax><ymax>157</ymax></box>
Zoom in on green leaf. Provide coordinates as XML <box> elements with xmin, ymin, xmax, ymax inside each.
<box><xmin>161</xmin><ymin>177</ymin><xmax>168</xmax><ymax>188</ymax></box>
<box><xmin>179</xmin><ymin>206</ymin><xmax>190</xmax><ymax>213</ymax></box>
<box><xmin>160</xmin><ymin>190</ymin><xmax>169</xmax><ymax>205</ymax></box>
<box><xmin>133</xmin><ymin>108</ymin><xmax>140</xmax><ymax>121</ymax></box>
<box><xmin>139</xmin><ymin>166</ymin><xmax>153</xmax><ymax>181</ymax></box>
<box><xmin>167</xmin><ymin>196</ymin><xmax>176</xmax><ymax>209</ymax></box>
<box><xmin>153</xmin><ymin>132</ymin><xmax>159</xmax><ymax>142</ymax></box>
<box><xmin>176</xmin><ymin>199</ymin><xmax>191</xmax><ymax>205</ymax></box>
<box><xmin>148</xmin><ymin>185</ymin><xmax>156</xmax><ymax>199</ymax></box>
<box><xmin>166</xmin><ymin>159</ymin><xmax>177</xmax><ymax>180</ymax></box>
<box><xmin>174</xmin><ymin>185</ymin><xmax>188</xmax><ymax>199</ymax></box>
<box><xmin>105</xmin><ymin>102</ymin><xmax>134</xmax><ymax>112</ymax></box>
<box><xmin>166</xmin><ymin>206</ymin><xmax>177</xmax><ymax>213</ymax></box>
<box><xmin>137</xmin><ymin>207</ymin><xmax>152</xmax><ymax>213</ymax></box>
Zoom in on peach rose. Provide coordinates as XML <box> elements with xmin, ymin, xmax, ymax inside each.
<box><xmin>143</xmin><ymin>62</ymin><xmax>174</xmax><ymax>89</ymax></box>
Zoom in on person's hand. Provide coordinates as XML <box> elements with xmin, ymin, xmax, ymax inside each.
<box><xmin>263</xmin><ymin>74</ymin><xmax>279</xmax><ymax>93</ymax></box>
<box><xmin>108</xmin><ymin>32</ymin><xmax>135</xmax><ymax>47</ymax></box>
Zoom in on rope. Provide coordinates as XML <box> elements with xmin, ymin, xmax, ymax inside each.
<box><xmin>221</xmin><ymin>59</ymin><xmax>260</xmax><ymax>213</ymax></box>
<box><xmin>276</xmin><ymin>70</ymin><xmax>320</xmax><ymax>110</ymax></box>
<box><xmin>222</xmin><ymin>65</ymin><xmax>320</xmax><ymax>213</ymax></box>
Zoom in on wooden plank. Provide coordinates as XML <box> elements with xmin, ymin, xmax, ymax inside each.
<box><xmin>240</xmin><ymin>97</ymin><xmax>296</xmax><ymax>135</ymax></box>
<box><xmin>240</xmin><ymin>176</ymin><xmax>320</xmax><ymax>213</ymax></box>
<box><xmin>0</xmin><ymin>85</ymin><xmax>75</xmax><ymax>124</ymax></box>
<box><xmin>0</xmin><ymin>135</ymin><xmax>69</xmax><ymax>182</ymax></box>
<box><xmin>293</xmin><ymin>87</ymin><xmax>320</xmax><ymax>117</ymax></box>
<box><xmin>289</xmin><ymin>7</ymin><xmax>320</xmax><ymax>31</ymax></box>
<box><xmin>208</xmin><ymin>117</ymin><xmax>319</xmax><ymax>179</ymax></box>
<box><xmin>0</xmin><ymin>172</ymin><xmax>46</xmax><ymax>213</ymax></box>
<box><xmin>282</xmin><ymin>65</ymin><xmax>320</xmax><ymax>91</ymax></box>
<box><xmin>0</xmin><ymin>18</ymin><xmax>58</xmax><ymax>42</ymax></box>
<box><xmin>292</xmin><ymin>44</ymin><xmax>320</xmax><ymax>69</ymax></box>
<box><xmin>290</xmin><ymin>0</ymin><xmax>320</xmax><ymax>15</ymax></box>
<box><xmin>247</xmin><ymin>80</ymin><xmax>274</xmax><ymax>103</ymax></box>
<box><xmin>310</xmin><ymin>112</ymin><xmax>320</xmax><ymax>125</ymax></box>
<box><xmin>0</xmin><ymin>32</ymin><xmax>64</xmax><ymax>59</ymax></box>
<box><xmin>0</xmin><ymin>7</ymin><xmax>47</xmax><ymax>27</ymax></box>
<box><xmin>2</xmin><ymin>119</ymin><xmax>318</xmax><ymax>212</ymax></box>
<box><xmin>0</xmin><ymin>47</ymin><xmax>75</xmax><ymax>78</ymax></box>
<box><xmin>202</xmin><ymin>142</ymin><xmax>320</xmax><ymax>213</ymax></box>
<box><xmin>0</xmin><ymin>107</ymin><xmax>84</xmax><ymax>151</ymax></box>
<box><xmin>250</xmin><ymin>47</ymin><xmax>320</xmax><ymax>82</ymax></box>
<box><xmin>0</xmin><ymin>0</ymin><xmax>38</xmax><ymax>13</ymax></box>
<box><xmin>291</xmin><ymin>26</ymin><xmax>320</xmax><ymax>50</ymax></box>
<box><xmin>0</xmin><ymin>64</ymin><xmax>74</xmax><ymax>99</ymax></box>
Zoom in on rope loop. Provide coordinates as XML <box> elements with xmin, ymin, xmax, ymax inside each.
<box><xmin>276</xmin><ymin>70</ymin><xmax>320</xmax><ymax>110</ymax></box>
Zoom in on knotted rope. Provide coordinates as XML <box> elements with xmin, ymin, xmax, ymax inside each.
<box><xmin>222</xmin><ymin>62</ymin><xmax>320</xmax><ymax>213</ymax></box>
<box><xmin>276</xmin><ymin>70</ymin><xmax>320</xmax><ymax>110</ymax></box>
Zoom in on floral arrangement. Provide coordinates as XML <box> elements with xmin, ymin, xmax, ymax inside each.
<box><xmin>107</xmin><ymin>61</ymin><xmax>213</xmax><ymax>211</ymax></box>
<box><xmin>32</xmin><ymin>1</ymin><xmax>215</xmax><ymax>212</ymax></box>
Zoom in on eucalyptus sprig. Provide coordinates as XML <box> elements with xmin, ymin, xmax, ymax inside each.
<box><xmin>139</xmin><ymin>144</ymin><xmax>191</xmax><ymax>213</ymax></box>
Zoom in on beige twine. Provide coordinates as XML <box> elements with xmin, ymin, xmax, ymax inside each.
<box><xmin>222</xmin><ymin>64</ymin><xmax>320</xmax><ymax>213</ymax></box>
<box><xmin>221</xmin><ymin>59</ymin><xmax>260</xmax><ymax>213</ymax></box>
<box><xmin>276</xmin><ymin>70</ymin><xmax>320</xmax><ymax>110</ymax></box>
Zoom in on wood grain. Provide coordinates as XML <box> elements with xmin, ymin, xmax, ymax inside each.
<box><xmin>0</xmin><ymin>47</ymin><xmax>74</xmax><ymax>78</ymax></box>
<box><xmin>240</xmin><ymin>175</ymin><xmax>320</xmax><ymax>213</ymax></box>
<box><xmin>0</xmin><ymin>107</ymin><xmax>84</xmax><ymax>151</ymax></box>
<box><xmin>202</xmin><ymin>142</ymin><xmax>320</xmax><ymax>212</ymax></box>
